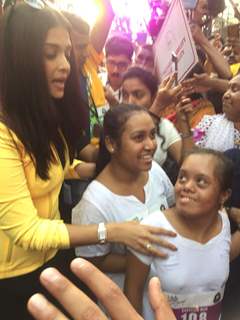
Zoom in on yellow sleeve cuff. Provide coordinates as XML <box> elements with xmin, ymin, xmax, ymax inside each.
<box><xmin>65</xmin><ymin>159</ymin><xmax>82</xmax><ymax>179</ymax></box>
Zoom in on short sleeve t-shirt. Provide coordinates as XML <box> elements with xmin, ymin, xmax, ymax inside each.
<box><xmin>72</xmin><ymin>161</ymin><xmax>174</xmax><ymax>288</ymax></box>
<box><xmin>154</xmin><ymin>118</ymin><xmax>181</xmax><ymax>166</ymax></box>
<box><xmin>131</xmin><ymin>211</ymin><xmax>231</xmax><ymax>320</ymax></box>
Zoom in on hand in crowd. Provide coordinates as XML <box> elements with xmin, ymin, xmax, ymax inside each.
<box><xmin>182</xmin><ymin>73</ymin><xmax>212</xmax><ymax>95</ymax></box>
<box><xmin>176</xmin><ymin>97</ymin><xmax>193</xmax><ymax>119</ymax></box>
<box><xmin>104</xmin><ymin>85</ymin><xmax>119</xmax><ymax>108</ymax></box>
<box><xmin>151</xmin><ymin>73</ymin><xmax>183</xmax><ymax>114</ymax></box>
<box><xmin>113</xmin><ymin>221</ymin><xmax>177</xmax><ymax>258</ymax></box>
<box><xmin>27</xmin><ymin>258</ymin><xmax>176</xmax><ymax>320</ymax></box>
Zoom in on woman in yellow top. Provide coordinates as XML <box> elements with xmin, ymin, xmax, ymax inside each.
<box><xmin>0</xmin><ymin>2</ymin><xmax>176</xmax><ymax>319</ymax></box>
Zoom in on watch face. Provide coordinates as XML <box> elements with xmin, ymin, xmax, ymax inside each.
<box><xmin>98</xmin><ymin>223</ymin><xmax>107</xmax><ymax>244</ymax></box>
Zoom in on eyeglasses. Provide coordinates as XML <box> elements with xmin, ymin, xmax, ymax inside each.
<box><xmin>106</xmin><ymin>59</ymin><xmax>129</xmax><ymax>70</ymax></box>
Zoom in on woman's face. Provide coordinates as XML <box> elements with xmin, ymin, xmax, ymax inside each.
<box><xmin>122</xmin><ymin>77</ymin><xmax>153</xmax><ymax>109</ymax></box>
<box><xmin>222</xmin><ymin>75</ymin><xmax>240</xmax><ymax>122</ymax></box>
<box><xmin>111</xmin><ymin>112</ymin><xmax>157</xmax><ymax>173</ymax></box>
<box><xmin>44</xmin><ymin>26</ymin><xmax>72</xmax><ymax>99</ymax></box>
<box><xmin>175</xmin><ymin>154</ymin><xmax>225</xmax><ymax>219</ymax></box>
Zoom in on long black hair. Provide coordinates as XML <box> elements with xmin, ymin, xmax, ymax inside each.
<box><xmin>0</xmin><ymin>3</ymin><xmax>88</xmax><ymax>179</ymax></box>
<box><xmin>95</xmin><ymin>104</ymin><xmax>150</xmax><ymax>175</ymax></box>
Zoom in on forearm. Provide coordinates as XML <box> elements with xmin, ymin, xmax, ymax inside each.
<box><xmin>201</xmin><ymin>41</ymin><xmax>231</xmax><ymax>79</ymax></box>
<box><xmin>125</xmin><ymin>287</ymin><xmax>143</xmax><ymax>314</ymax></box>
<box><xmin>149</xmin><ymin>100</ymin><xmax>165</xmax><ymax>118</ymax></box>
<box><xmin>88</xmin><ymin>254</ymin><xmax>126</xmax><ymax>273</ymax></box>
<box><xmin>176</xmin><ymin>116</ymin><xmax>195</xmax><ymax>156</ymax></box>
<box><xmin>168</xmin><ymin>141</ymin><xmax>182</xmax><ymax>164</ymax></box>
<box><xmin>66</xmin><ymin>223</ymin><xmax>122</xmax><ymax>247</ymax></box>
<box><xmin>90</xmin><ymin>0</ymin><xmax>114</xmax><ymax>53</ymax></box>
<box><xmin>208</xmin><ymin>78</ymin><xmax>229</xmax><ymax>93</ymax></box>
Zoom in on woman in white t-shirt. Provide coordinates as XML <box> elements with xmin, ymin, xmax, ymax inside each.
<box><xmin>125</xmin><ymin>148</ymin><xmax>236</xmax><ymax>320</ymax></box>
<box><xmin>122</xmin><ymin>66</ymin><xmax>182</xmax><ymax>166</ymax></box>
<box><xmin>72</xmin><ymin>104</ymin><xmax>176</xmax><ymax>290</ymax></box>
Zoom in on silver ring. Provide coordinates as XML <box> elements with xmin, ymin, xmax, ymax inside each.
<box><xmin>146</xmin><ymin>243</ymin><xmax>152</xmax><ymax>250</ymax></box>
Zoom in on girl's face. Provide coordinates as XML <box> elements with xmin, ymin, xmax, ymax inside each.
<box><xmin>111</xmin><ymin>112</ymin><xmax>157</xmax><ymax>173</ymax></box>
<box><xmin>222</xmin><ymin>75</ymin><xmax>240</xmax><ymax>122</ymax></box>
<box><xmin>122</xmin><ymin>77</ymin><xmax>153</xmax><ymax>109</ymax></box>
<box><xmin>44</xmin><ymin>26</ymin><xmax>72</xmax><ymax>99</ymax></box>
<box><xmin>175</xmin><ymin>154</ymin><xmax>227</xmax><ymax>219</ymax></box>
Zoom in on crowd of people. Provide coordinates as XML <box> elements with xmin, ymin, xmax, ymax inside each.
<box><xmin>0</xmin><ymin>0</ymin><xmax>240</xmax><ymax>319</ymax></box>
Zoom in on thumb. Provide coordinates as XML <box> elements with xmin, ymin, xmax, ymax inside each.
<box><xmin>148</xmin><ymin>277</ymin><xmax>176</xmax><ymax>320</ymax></box>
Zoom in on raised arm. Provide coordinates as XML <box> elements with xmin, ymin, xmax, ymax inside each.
<box><xmin>90</xmin><ymin>0</ymin><xmax>115</xmax><ymax>53</ymax></box>
<box><xmin>191</xmin><ymin>24</ymin><xmax>231</xmax><ymax>79</ymax></box>
<box><xmin>183</xmin><ymin>73</ymin><xmax>229</xmax><ymax>95</ymax></box>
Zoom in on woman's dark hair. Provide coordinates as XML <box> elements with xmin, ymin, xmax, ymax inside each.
<box><xmin>95</xmin><ymin>103</ymin><xmax>150</xmax><ymax>175</ymax></box>
<box><xmin>182</xmin><ymin>148</ymin><xmax>234</xmax><ymax>191</ymax></box>
<box><xmin>122</xmin><ymin>66</ymin><xmax>166</xmax><ymax>149</ymax></box>
<box><xmin>0</xmin><ymin>3</ymin><xmax>88</xmax><ymax>179</ymax></box>
<box><xmin>123</xmin><ymin>66</ymin><xmax>158</xmax><ymax>98</ymax></box>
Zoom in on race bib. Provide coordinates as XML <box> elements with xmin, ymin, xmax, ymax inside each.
<box><xmin>166</xmin><ymin>288</ymin><xmax>224</xmax><ymax>320</ymax></box>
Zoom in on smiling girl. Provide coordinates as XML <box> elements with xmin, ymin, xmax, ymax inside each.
<box><xmin>72</xmin><ymin>104</ymin><xmax>176</xmax><ymax>290</ymax></box>
<box><xmin>125</xmin><ymin>148</ymin><xmax>234</xmax><ymax>320</ymax></box>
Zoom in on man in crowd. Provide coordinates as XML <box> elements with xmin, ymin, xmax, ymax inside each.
<box><xmin>104</xmin><ymin>36</ymin><xmax>134</xmax><ymax>104</ymax></box>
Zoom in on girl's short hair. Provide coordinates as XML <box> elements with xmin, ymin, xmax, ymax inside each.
<box><xmin>183</xmin><ymin>148</ymin><xmax>234</xmax><ymax>191</ymax></box>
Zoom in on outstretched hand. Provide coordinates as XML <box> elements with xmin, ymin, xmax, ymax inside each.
<box><xmin>182</xmin><ymin>73</ymin><xmax>211</xmax><ymax>95</ymax></box>
<box><xmin>150</xmin><ymin>73</ymin><xmax>182</xmax><ymax>115</ymax></box>
<box><xmin>176</xmin><ymin>97</ymin><xmax>193</xmax><ymax>116</ymax></box>
<box><xmin>27</xmin><ymin>258</ymin><xmax>177</xmax><ymax>320</ymax></box>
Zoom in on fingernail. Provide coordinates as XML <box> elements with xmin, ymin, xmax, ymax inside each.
<box><xmin>40</xmin><ymin>268</ymin><xmax>65</xmax><ymax>288</ymax></box>
<box><xmin>71</xmin><ymin>258</ymin><xmax>87</xmax><ymax>271</ymax></box>
<box><xmin>151</xmin><ymin>277</ymin><xmax>161</xmax><ymax>288</ymax></box>
<box><xmin>28</xmin><ymin>294</ymin><xmax>47</xmax><ymax>311</ymax></box>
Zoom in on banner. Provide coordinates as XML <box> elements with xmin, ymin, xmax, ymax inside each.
<box><xmin>154</xmin><ymin>0</ymin><xmax>198</xmax><ymax>83</ymax></box>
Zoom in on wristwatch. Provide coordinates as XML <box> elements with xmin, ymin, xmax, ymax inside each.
<box><xmin>98</xmin><ymin>222</ymin><xmax>107</xmax><ymax>244</ymax></box>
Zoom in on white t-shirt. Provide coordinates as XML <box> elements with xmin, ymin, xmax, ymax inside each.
<box><xmin>154</xmin><ymin>118</ymin><xmax>181</xmax><ymax>166</ymax></box>
<box><xmin>131</xmin><ymin>211</ymin><xmax>231</xmax><ymax>320</ymax></box>
<box><xmin>72</xmin><ymin>161</ymin><xmax>174</xmax><ymax>288</ymax></box>
<box><xmin>194</xmin><ymin>114</ymin><xmax>240</xmax><ymax>151</ymax></box>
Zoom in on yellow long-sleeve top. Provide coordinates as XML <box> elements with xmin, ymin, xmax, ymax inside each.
<box><xmin>0</xmin><ymin>122</ymin><xmax>80</xmax><ymax>279</ymax></box>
